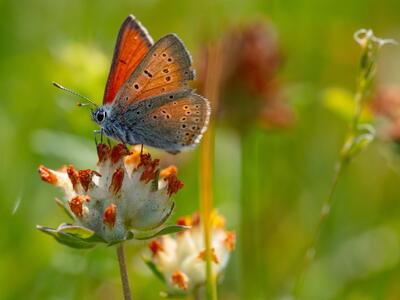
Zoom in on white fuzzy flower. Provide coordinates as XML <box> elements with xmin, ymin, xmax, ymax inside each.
<box><xmin>147</xmin><ymin>212</ymin><xmax>235</xmax><ymax>293</ymax></box>
<box><xmin>38</xmin><ymin>143</ymin><xmax>184</xmax><ymax>247</ymax></box>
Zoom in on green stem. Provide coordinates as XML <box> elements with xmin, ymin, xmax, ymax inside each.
<box><xmin>294</xmin><ymin>31</ymin><xmax>382</xmax><ymax>296</ymax></box>
<box><xmin>351</xmin><ymin>77</ymin><xmax>366</xmax><ymax>133</ymax></box>
<box><xmin>239</xmin><ymin>130</ymin><xmax>263</xmax><ymax>299</ymax></box>
<box><xmin>294</xmin><ymin>160</ymin><xmax>345</xmax><ymax>294</ymax></box>
<box><xmin>311</xmin><ymin>160</ymin><xmax>345</xmax><ymax>252</ymax></box>
<box><xmin>116</xmin><ymin>244</ymin><xmax>132</xmax><ymax>300</ymax></box>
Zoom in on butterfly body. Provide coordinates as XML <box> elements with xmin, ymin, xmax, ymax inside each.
<box><xmin>92</xmin><ymin>16</ymin><xmax>210</xmax><ymax>153</ymax></box>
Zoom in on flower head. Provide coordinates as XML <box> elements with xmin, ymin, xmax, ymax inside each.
<box><xmin>145</xmin><ymin>211</ymin><xmax>235</xmax><ymax>294</ymax></box>
<box><xmin>196</xmin><ymin>21</ymin><xmax>293</xmax><ymax>131</ymax></box>
<box><xmin>37</xmin><ymin>144</ymin><xmax>185</xmax><ymax>248</ymax></box>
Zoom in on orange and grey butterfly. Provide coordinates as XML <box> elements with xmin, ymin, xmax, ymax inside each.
<box><xmin>93</xmin><ymin>15</ymin><xmax>210</xmax><ymax>153</ymax></box>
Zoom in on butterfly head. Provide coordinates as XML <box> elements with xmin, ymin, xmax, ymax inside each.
<box><xmin>92</xmin><ymin>106</ymin><xmax>108</xmax><ymax>125</ymax></box>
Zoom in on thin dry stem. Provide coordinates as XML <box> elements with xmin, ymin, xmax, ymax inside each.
<box><xmin>200</xmin><ymin>42</ymin><xmax>223</xmax><ymax>300</ymax></box>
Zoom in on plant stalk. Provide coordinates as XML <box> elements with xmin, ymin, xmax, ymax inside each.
<box><xmin>199</xmin><ymin>42</ymin><xmax>223</xmax><ymax>300</ymax></box>
<box><xmin>116</xmin><ymin>244</ymin><xmax>132</xmax><ymax>300</ymax></box>
<box><xmin>200</xmin><ymin>126</ymin><xmax>217</xmax><ymax>300</ymax></box>
<box><xmin>294</xmin><ymin>160</ymin><xmax>345</xmax><ymax>293</ymax></box>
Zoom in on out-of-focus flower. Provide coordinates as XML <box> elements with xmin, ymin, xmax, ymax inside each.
<box><xmin>37</xmin><ymin>143</ymin><xmax>186</xmax><ymax>248</ymax></box>
<box><xmin>371</xmin><ymin>86</ymin><xmax>400</xmax><ymax>142</ymax></box>
<box><xmin>196</xmin><ymin>21</ymin><xmax>293</xmax><ymax>131</ymax></box>
<box><xmin>228</xmin><ymin>22</ymin><xmax>282</xmax><ymax>94</ymax></box>
<box><xmin>144</xmin><ymin>212</ymin><xmax>235</xmax><ymax>295</ymax></box>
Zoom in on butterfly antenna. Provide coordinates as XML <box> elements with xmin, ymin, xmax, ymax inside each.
<box><xmin>52</xmin><ymin>81</ymin><xmax>98</xmax><ymax>108</ymax></box>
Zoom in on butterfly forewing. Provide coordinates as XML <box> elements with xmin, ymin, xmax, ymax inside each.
<box><xmin>114</xmin><ymin>34</ymin><xmax>195</xmax><ymax>106</ymax></box>
<box><xmin>103</xmin><ymin>15</ymin><xmax>153</xmax><ymax>104</ymax></box>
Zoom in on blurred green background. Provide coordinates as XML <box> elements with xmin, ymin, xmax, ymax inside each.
<box><xmin>2</xmin><ymin>0</ymin><xmax>400</xmax><ymax>299</ymax></box>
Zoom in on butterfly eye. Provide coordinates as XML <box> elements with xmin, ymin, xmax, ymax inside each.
<box><xmin>96</xmin><ymin>110</ymin><xmax>106</xmax><ymax>123</ymax></box>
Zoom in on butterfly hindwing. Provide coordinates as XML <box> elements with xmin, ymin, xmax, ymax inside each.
<box><xmin>103</xmin><ymin>15</ymin><xmax>153</xmax><ymax>104</ymax></box>
<box><xmin>130</xmin><ymin>90</ymin><xmax>210</xmax><ymax>153</ymax></box>
<box><xmin>114</xmin><ymin>34</ymin><xmax>195</xmax><ymax>106</ymax></box>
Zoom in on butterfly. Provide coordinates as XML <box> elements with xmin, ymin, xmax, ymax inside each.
<box><xmin>80</xmin><ymin>15</ymin><xmax>209</xmax><ymax>154</ymax></box>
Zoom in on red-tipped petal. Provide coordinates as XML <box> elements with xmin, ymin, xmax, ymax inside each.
<box><xmin>38</xmin><ymin>165</ymin><xmax>58</xmax><ymax>185</ymax></box>
<box><xmin>225</xmin><ymin>231</ymin><xmax>236</xmax><ymax>251</ymax></box>
<box><xmin>160</xmin><ymin>165</ymin><xmax>177</xmax><ymax>178</ymax></box>
<box><xmin>67</xmin><ymin>166</ymin><xmax>79</xmax><ymax>192</ymax></box>
<box><xmin>103</xmin><ymin>204</ymin><xmax>117</xmax><ymax>228</ymax></box>
<box><xmin>198</xmin><ymin>248</ymin><xmax>220</xmax><ymax>264</ymax></box>
<box><xmin>171</xmin><ymin>271</ymin><xmax>189</xmax><ymax>290</ymax></box>
<box><xmin>164</xmin><ymin>174</ymin><xmax>184</xmax><ymax>196</ymax></box>
<box><xmin>110</xmin><ymin>168</ymin><xmax>124</xmax><ymax>195</ymax></box>
<box><xmin>69</xmin><ymin>195</ymin><xmax>89</xmax><ymax>218</ymax></box>
<box><xmin>78</xmin><ymin>169</ymin><xmax>99</xmax><ymax>192</ymax></box>
<box><xmin>149</xmin><ymin>240</ymin><xmax>164</xmax><ymax>256</ymax></box>
<box><xmin>110</xmin><ymin>144</ymin><xmax>130</xmax><ymax>164</ymax></box>
<box><xmin>138</xmin><ymin>153</ymin><xmax>160</xmax><ymax>183</ymax></box>
<box><xmin>176</xmin><ymin>212</ymin><xmax>199</xmax><ymax>227</ymax></box>
<box><xmin>97</xmin><ymin>143</ymin><xmax>110</xmax><ymax>163</ymax></box>
<box><xmin>176</xmin><ymin>217</ymin><xmax>189</xmax><ymax>226</ymax></box>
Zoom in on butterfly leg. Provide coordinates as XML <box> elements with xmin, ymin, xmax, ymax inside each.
<box><xmin>140</xmin><ymin>144</ymin><xmax>144</xmax><ymax>156</ymax></box>
<box><xmin>93</xmin><ymin>130</ymin><xmax>102</xmax><ymax>146</ymax></box>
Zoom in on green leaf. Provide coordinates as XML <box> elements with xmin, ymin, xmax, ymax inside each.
<box><xmin>56</xmin><ymin>232</ymin><xmax>97</xmax><ymax>249</ymax></box>
<box><xmin>341</xmin><ymin>124</ymin><xmax>376</xmax><ymax>160</ymax></box>
<box><xmin>37</xmin><ymin>225</ymin><xmax>97</xmax><ymax>249</ymax></box>
<box><xmin>142</xmin><ymin>256</ymin><xmax>166</xmax><ymax>283</ymax></box>
<box><xmin>36</xmin><ymin>225</ymin><xmax>59</xmax><ymax>237</ymax></box>
<box><xmin>57</xmin><ymin>223</ymin><xmax>95</xmax><ymax>239</ymax></box>
<box><xmin>133</xmin><ymin>224</ymin><xmax>190</xmax><ymax>241</ymax></box>
<box><xmin>57</xmin><ymin>223</ymin><xmax>106</xmax><ymax>243</ymax></box>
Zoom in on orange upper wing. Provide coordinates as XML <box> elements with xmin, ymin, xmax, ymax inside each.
<box><xmin>103</xmin><ymin>15</ymin><xmax>153</xmax><ymax>104</ymax></box>
<box><xmin>113</xmin><ymin>34</ymin><xmax>195</xmax><ymax>106</ymax></box>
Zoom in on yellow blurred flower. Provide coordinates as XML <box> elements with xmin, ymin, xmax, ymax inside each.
<box><xmin>146</xmin><ymin>212</ymin><xmax>235</xmax><ymax>294</ymax></box>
